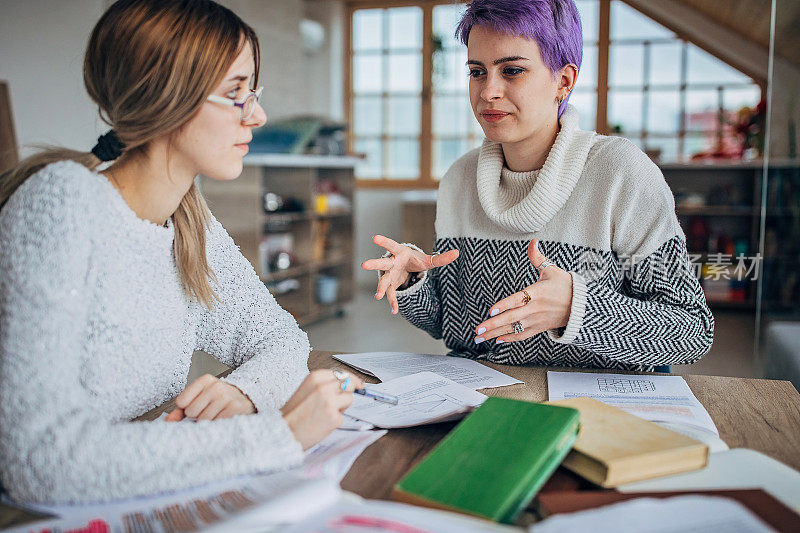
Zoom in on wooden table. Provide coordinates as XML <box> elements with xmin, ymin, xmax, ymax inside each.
<box><xmin>305</xmin><ymin>351</ymin><xmax>800</xmax><ymax>500</ymax></box>
<box><xmin>3</xmin><ymin>350</ymin><xmax>800</xmax><ymax>529</ymax></box>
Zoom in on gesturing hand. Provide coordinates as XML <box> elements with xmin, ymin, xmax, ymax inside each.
<box><xmin>165</xmin><ymin>374</ymin><xmax>256</xmax><ymax>422</ymax></box>
<box><xmin>361</xmin><ymin>234</ymin><xmax>459</xmax><ymax>315</ymax></box>
<box><xmin>473</xmin><ymin>239</ymin><xmax>573</xmax><ymax>344</ymax></box>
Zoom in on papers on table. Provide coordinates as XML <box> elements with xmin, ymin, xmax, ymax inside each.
<box><xmin>9</xmin><ymin>430</ymin><xmax>386</xmax><ymax>533</ymax></box>
<box><xmin>547</xmin><ymin>371</ymin><xmax>719</xmax><ymax>436</ymax></box>
<box><xmin>618</xmin><ymin>448</ymin><xmax>800</xmax><ymax>513</ymax></box>
<box><xmin>333</xmin><ymin>351</ymin><xmax>523</xmax><ymax>389</ymax></box>
<box><xmin>529</xmin><ymin>495</ymin><xmax>775</xmax><ymax>533</ymax></box>
<box><xmin>345</xmin><ymin>371</ymin><xmax>487</xmax><ymax>428</ymax></box>
<box><xmin>285</xmin><ymin>496</ymin><xmax>516</xmax><ymax>532</ymax></box>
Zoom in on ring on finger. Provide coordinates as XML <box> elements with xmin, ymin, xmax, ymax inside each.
<box><xmin>512</xmin><ymin>321</ymin><xmax>524</xmax><ymax>334</ymax></box>
<box><xmin>521</xmin><ymin>289</ymin><xmax>531</xmax><ymax>306</ymax></box>
<box><xmin>429</xmin><ymin>252</ymin><xmax>440</xmax><ymax>269</ymax></box>
<box><xmin>332</xmin><ymin>369</ymin><xmax>348</xmax><ymax>383</ymax></box>
<box><xmin>538</xmin><ymin>260</ymin><xmax>555</xmax><ymax>270</ymax></box>
<box><xmin>340</xmin><ymin>378</ymin><xmax>351</xmax><ymax>391</ymax></box>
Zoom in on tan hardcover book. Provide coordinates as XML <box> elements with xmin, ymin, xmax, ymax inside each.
<box><xmin>549</xmin><ymin>397</ymin><xmax>708</xmax><ymax>487</ymax></box>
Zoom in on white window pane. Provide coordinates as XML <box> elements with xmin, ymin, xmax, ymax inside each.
<box><xmin>353</xmin><ymin>9</ymin><xmax>382</xmax><ymax>51</ymax></box>
<box><xmin>353</xmin><ymin>96</ymin><xmax>382</xmax><ymax>136</ymax></box>
<box><xmin>643</xmin><ymin>137</ymin><xmax>679</xmax><ymax>163</ymax></box>
<box><xmin>724</xmin><ymin>85</ymin><xmax>761</xmax><ymax>113</ymax></box>
<box><xmin>567</xmin><ymin>90</ymin><xmax>596</xmax><ymax>131</ymax></box>
<box><xmin>608</xmin><ymin>90</ymin><xmax>643</xmax><ymax>134</ymax></box>
<box><xmin>387</xmin><ymin>97</ymin><xmax>420</xmax><ymax>135</ymax></box>
<box><xmin>388</xmin><ymin>7</ymin><xmax>422</xmax><ymax>50</ymax></box>
<box><xmin>354</xmin><ymin>54</ymin><xmax>383</xmax><ymax>93</ymax></box>
<box><xmin>648</xmin><ymin>90</ymin><xmax>681</xmax><ymax>133</ymax></box>
<box><xmin>576</xmin><ymin>0</ymin><xmax>599</xmax><ymax>42</ymax></box>
<box><xmin>685</xmin><ymin>90</ymin><xmax>720</xmax><ymax>132</ymax></box>
<box><xmin>578</xmin><ymin>44</ymin><xmax>597</xmax><ymax>89</ymax></box>
<box><xmin>611</xmin><ymin>0</ymin><xmax>673</xmax><ymax>40</ymax></box>
<box><xmin>354</xmin><ymin>138</ymin><xmax>382</xmax><ymax>179</ymax></box>
<box><xmin>610</xmin><ymin>43</ymin><xmax>644</xmax><ymax>87</ymax></box>
<box><xmin>387</xmin><ymin>53</ymin><xmax>421</xmax><ymax>93</ymax></box>
<box><xmin>649</xmin><ymin>42</ymin><xmax>682</xmax><ymax>87</ymax></box>
<box><xmin>434</xmin><ymin>96</ymin><xmax>473</xmax><ymax>136</ymax></box>
<box><xmin>685</xmin><ymin>132</ymin><xmax>713</xmax><ymax>159</ymax></box>
<box><xmin>433</xmin><ymin>4</ymin><xmax>467</xmax><ymax>49</ymax></box>
<box><xmin>433</xmin><ymin>138</ymin><xmax>466</xmax><ymax>178</ymax></box>
<box><xmin>687</xmin><ymin>46</ymin><xmax>750</xmax><ymax>85</ymax></box>
<box><xmin>387</xmin><ymin>139</ymin><xmax>419</xmax><ymax>179</ymax></box>
<box><xmin>434</xmin><ymin>48</ymin><xmax>468</xmax><ymax>93</ymax></box>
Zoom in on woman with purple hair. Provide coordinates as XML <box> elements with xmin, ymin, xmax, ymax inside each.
<box><xmin>362</xmin><ymin>0</ymin><xmax>713</xmax><ymax>371</ymax></box>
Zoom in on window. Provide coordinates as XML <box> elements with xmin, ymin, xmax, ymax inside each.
<box><xmin>347</xmin><ymin>0</ymin><xmax>763</xmax><ymax>187</ymax></box>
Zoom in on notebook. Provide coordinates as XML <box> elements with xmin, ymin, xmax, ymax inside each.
<box><xmin>549</xmin><ymin>397</ymin><xmax>708</xmax><ymax>487</ymax></box>
<box><xmin>392</xmin><ymin>398</ymin><xmax>579</xmax><ymax>524</ymax></box>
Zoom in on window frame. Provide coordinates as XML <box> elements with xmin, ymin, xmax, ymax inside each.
<box><xmin>346</xmin><ymin>0</ymin><xmax>766</xmax><ymax>188</ymax></box>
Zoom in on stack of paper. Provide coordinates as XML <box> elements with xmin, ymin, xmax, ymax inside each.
<box><xmin>345</xmin><ymin>371</ymin><xmax>487</xmax><ymax>429</ymax></box>
<box><xmin>333</xmin><ymin>351</ymin><xmax>523</xmax><ymax>389</ymax></box>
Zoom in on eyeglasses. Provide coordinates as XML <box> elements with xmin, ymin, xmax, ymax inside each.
<box><xmin>207</xmin><ymin>86</ymin><xmax>264</xmax><ymax>121</ymax></box>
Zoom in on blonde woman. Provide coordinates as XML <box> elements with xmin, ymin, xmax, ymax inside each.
<box><xmin>0</xmin><ymin>0</ymin><xmax>361</xmax><ymax>504</ymax></box>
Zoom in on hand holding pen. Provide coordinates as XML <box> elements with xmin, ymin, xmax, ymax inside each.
<box><xmin>333</xmin><ymin>369</ymin><xmax>399</xmax><ymax>405</ymax></box>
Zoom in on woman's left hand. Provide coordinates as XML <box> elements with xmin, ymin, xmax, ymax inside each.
<box><xmin>474</xmin><ymin>239</ymin><xmax>573</xmax><ymax>344</ymax></box>
<box><xmin>165</xmin><ymin>374</ymin><xmax>256</xmax><ymax>422</ymax></box>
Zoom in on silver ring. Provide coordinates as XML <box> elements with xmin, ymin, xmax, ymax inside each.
<box><xmin>332</xmin><ymin>369</ymin><xmax>348</xmax><ymax>382</ymax></box>
<box><xmin>538</xmin><ymin>260</ymin><xmax>555</xmax><ymax>270</ymax></box>
<box><xmin>512</xmin><ymin>321</ymin><xmax>524</xmax><ymax>334</ymax></box>
<box><xmin>429</xmin><ymin>252</ymin><xmax>440</xmax><ymax>269</ymax></box>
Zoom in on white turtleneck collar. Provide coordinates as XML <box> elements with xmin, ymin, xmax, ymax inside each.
<box><xmin>476</xmin><ymin>105</ymin><xmax>595</xmax><ymax>234</ymax></box>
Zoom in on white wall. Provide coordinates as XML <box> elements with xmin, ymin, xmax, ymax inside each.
<box><xmin>0</xmin><ymin>0</ymin><xmax>336</xmax><ymax>159</ymax></box>
<box><xmin>0</xmin><ymin>0</ymin><xmax>107</xmax><ymax>158</ymax></box>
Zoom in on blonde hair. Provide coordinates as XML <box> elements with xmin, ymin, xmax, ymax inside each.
<box><xmin>0</xmin><ymin>0</ymin><xmax>260</xmax><ymax>308</ymax></box>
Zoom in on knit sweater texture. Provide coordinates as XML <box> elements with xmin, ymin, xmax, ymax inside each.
<box><xmin>0</xmin><ymin>161</ymin><xmax>310</xmax><ymax>504</ymax></box>
<box><xmin>396</xmin><ymin>105</ymin><xmax>714</xmax><ymax>370</ymax></box>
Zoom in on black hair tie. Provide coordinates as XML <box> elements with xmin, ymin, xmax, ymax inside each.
<box><xmin>91</xmin><ymin>130</ymin><xmax>125</xmax><ymax>162</ymax></box>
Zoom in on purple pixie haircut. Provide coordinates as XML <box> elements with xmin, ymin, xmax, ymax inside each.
<box><xmin>456</xmin><ymin>0</ymin><xmax>583</xmax><ymax>117</ymax></box>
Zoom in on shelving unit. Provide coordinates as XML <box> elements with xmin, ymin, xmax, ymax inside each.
<box><xmin>200</xmin><ymin>154</ymin><xmax>360</xmax><ymax>327</ymax></box>
<box><xmin>661</xmin><ymin>159</ymin><xmax>800</xmax><ymax>310</ymax></box>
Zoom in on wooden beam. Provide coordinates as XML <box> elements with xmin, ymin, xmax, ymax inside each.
<box><xmin>596</xmin><ymin>0</ymin><xmax>610</xmax><ymax>134</ymax></box>
<box><xmin>620</xmin><ymin>0</ymin><xmax>772</xmax><ymax>85</ymax></box>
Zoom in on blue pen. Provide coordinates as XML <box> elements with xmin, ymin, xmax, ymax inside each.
<box><xmin>355</xmin><ymin>386</ymin><xmax>400</xmax><ymax>405</ymax></box>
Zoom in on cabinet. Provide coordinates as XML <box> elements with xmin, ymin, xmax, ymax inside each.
<box><xmin>201</xmin><ymin>154</ymin><xmax>359</xmax><ymax>326</ymax></box>
<box><xmin>661</xmin><ymin>160</ymin><xmax>800</xmax><ymax>311</ymax></box>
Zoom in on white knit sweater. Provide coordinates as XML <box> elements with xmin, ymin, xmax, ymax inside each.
<box><xmin>0</xmin><ymin>161</ymin><xmax>310</xmax><ymax>504</ymax></box>
<box><xmin>397</xmin><ymin>105</ymin><xmax>714</xmax><ymax>370</ymax></box>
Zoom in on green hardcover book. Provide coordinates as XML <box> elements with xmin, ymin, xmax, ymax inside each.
<box><xmin>392</xmin><ymin>397</ymin><xmax>579</xmax><ymax>524</ymax></box>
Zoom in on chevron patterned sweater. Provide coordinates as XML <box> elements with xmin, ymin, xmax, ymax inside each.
<box><xmin>396</xmin><ymin>106</ymin><xmax>714</xmax><ymax>371</ymax></box>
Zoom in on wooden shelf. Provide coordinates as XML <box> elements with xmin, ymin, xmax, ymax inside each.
<box><xmin>676</xmin><ymin>205</ymin><xmax>756</xmax><ymax>216</ymax></box>
<box><xmin>201</xmin><ymin>161</ymin><xmax>356</xmax><ymax>327</ymax></box>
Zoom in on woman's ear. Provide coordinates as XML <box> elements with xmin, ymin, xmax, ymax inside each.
<box><xmin>558</xmin><ymin>63</ymin><xmax>578</xmax><ymax>97</ymax></box>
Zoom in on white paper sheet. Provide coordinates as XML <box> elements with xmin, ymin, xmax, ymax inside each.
<box><xmin>344</xmin><ymin>371</ymin><xmax>487</xmax><ymax>428</ymax></box>
<box><xmin>333</xmin><ymin>351</ymin><xmax>523</xmax><ymax>389</ymax></box>
<box><xmin>547</xmin><ymin>371</ymin><xmax>719</xmax><ymax>435</ymax></box>
<box><xmin>529</xmin><ymin>495</ymin><xmax>775</xmax><ymax>533</ymax></box>
<box><xmin>284</xmin><ymin>497</ymin><xmax>516</xmax><ymax>532</ymax></box>
<box><xmin>9</xmin><ymin>429</ymin><xmax>386</xmax><ymax>533</ymax></box>
<box><xmin>618</xmin><ymin>448</ymin><xmax>800</xmax><ymax>513</ymax></box>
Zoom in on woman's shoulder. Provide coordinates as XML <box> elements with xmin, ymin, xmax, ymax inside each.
<box><xmin>585</xmin><ymin>134</ymin><xmax>665</xmax><ymax>187</ymax></box>
<box><xmin>1</xmin><ymin>160</ymin><xmax>107</xmax><ymax>230</ymax></box>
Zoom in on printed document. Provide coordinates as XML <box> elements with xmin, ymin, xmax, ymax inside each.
<box><xmin>10</xmin><ymin>430</ymin><xmax>386</xmax><ymax>533</ymax></box>
<box><xmin>345</xmin><ymin>371</ymin><xmax>487</xmax><ymax>428</ymax></box>
<box><xmin>547</xmin><ymin>371</ymin><xmax>718</xmax><ymax>435</ymax></box>
<box><xmin>333</xmin><ymin>351</ymin><xmax>523</xmax><ymax>389</ymax></box>
<box><xmin>529</xmin><ymin>495</ymin><xmax>774</xmax><ymax>533</ymax></box>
